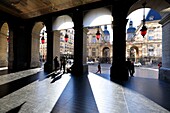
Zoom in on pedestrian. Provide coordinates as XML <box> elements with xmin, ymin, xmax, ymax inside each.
<box><xmin>126</xmin><ymin>58</ymin><xmax>134</xmax><ymax>77</ymax></box>
<box><xmin>158</xmin><ymin>62</ymin><xmax>162</xmax><ymax>69</ymax></box>
<box><xmin>60</xmin><ymin>57</ymin><xmax>66</xmax><ymax>73</ymax></box>
<box><xmin>130</xmin><ymin>61</ymin><xmax>135</xmax><ymax>77</ymax></box>
<box><xmin>95</xmin><ymin>63</ymin><xmax>101</xmax><ymax>74</ymax></box>
<box><xmin>54</xmin><ymin>56</ymin><xmax>59</xmax><ymax>73</ymax></box>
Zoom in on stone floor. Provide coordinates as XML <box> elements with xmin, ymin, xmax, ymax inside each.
<box><xmin>0</xmin><ymin>68</ymin><xmax>170</xmax><ymax>113</ymax></box>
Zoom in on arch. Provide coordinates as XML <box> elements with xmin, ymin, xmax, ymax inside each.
<box><xmin>127</xmin><ymin>0</ymin><xmax>170</xmax><ymax>16</ymax></box>
<box><xmin>83</xmin><ymin>7</ymin><xmax>113</xmax><ymax>27</ymax></box>
<box><xmin>0</xmin><ymin>22</ymin><xmax>9</xmax><ymax>67</ymax></box>
<box><xmin>30</xmin><ymin>22</ymin><xmax>44</xmax><ymax>68</ymax></box>
<box><xmin>52</xmin><ymin>15</ymin><xmax>74</xmax><ymax>31</ymax></box>
<box><xmin>101</xmin><ymin>47</ymin><xmax>110</xmax><ymax>63</ymax></box>
<box><xmin>130</xmin><ymin>46</ymin><xmax>139</xmax><ymax>62</ymax></box>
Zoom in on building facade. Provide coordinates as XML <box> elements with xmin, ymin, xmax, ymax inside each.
<box><xmin>39</xmin><ymin>28</ymin><xmax>74</xmax><ymax>62</ymax></box>
<box><xmin>126</xmin><ymin>9</ymin><xmax>162</xmax><ymax>65</ymax></box>
<box><xmin>86</xmin><ymin>25</ymin><xmax>113</xmax><ymax>63</ymax></box>
<box><xmin>60</xmin><ymin>29</ymin><xmax>74</xmax><ymax>59</ymax></box>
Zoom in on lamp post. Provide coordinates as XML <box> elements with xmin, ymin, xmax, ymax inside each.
<box><xmin>41</xmin><ymin>30</ymin><xmax>45</xmax><ymax>62</ymax></box>
<box><xmin>64</xmin><ymin>30</ymin><xmax>69</xmax><ymax>42</ymax></box>
<box><xmin>64</xmin><ymin>30</ymin><xmax>69</xmax><ymax>68</ymax></box>
<box><xmin>96</xmin><ymin>27</ymin><xmax>101</xmax><ymax>62</ymax></box>
<box><xmin>96</xmin><ymin>28</ymin><xmax>101</xmax><ymax>40</ymax></box>
<box><xmin>140</xmin><ymin>2</ymin><xmax>147</xmax><ymax>37</ymax></box>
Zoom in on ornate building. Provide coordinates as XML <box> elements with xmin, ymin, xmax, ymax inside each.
<box><xmin>60</xmin><ymin>29</ymin><xmax>74</xmax><ymax>59</ymax></box>
<box><xmin>86</xmin><ymin>25</ymin><xmax>113</xmax><ymax>63</ymax></box>
<box><xmin>39</xmin><ymin>28</ymin><xmax>74</xmax><ymax>62</ymax></box>
<box><xmin>126</xmin><ymin>9</ymin><xmax>162</xmax><ymax>65</ymax></box>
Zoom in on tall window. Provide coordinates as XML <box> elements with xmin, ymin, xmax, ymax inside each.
<box><xmin>92</xmin><ymin>48</ymin><xmax>96</xmax><ymax>56</ymax></box>
<box><xmin>91</xmin><ymin>36</ymin><xmax>96</xmax><ymax>43</ymax></box>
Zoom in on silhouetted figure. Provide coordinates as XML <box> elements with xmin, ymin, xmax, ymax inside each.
<box><xmin>126</xmin><ymin>58</ymin><xmax>134</xmax><ymax>77</ymax></box>
<box><xmin>54</xmin><ymin>56</ymin><xmax>59</xmax><ymax>72</ymax></box>
<box><xmin>130</xmin><ymin>61</ymin><xmax>135</xmax><ymax>76</ymax></box>
<box><xmin>60</xmin><ymin>57</ymin><xmax>66</xmax><ymax>73</ymax></box>
<box><xmin>96</xmin><ymin>63</ymin><xmax>101</xmax><ymax>74</ymax></box>
<box><xmin>158</xmin><ymin>62</ymin><xmax>162</xmax><ymax>69</ymax></box>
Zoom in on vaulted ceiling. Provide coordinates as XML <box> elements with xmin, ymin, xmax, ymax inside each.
<box><xmin>0</xmin><ymin>0</ymin><xmax>101</xmax><ymax>19</ymax></box>
<box><xmin>1</xmin><ymin>0</ymin><xmax>170</xmax><ymax>20</ymax></box>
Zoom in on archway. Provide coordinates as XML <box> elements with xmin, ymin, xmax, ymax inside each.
<box><xmin>52</xmin><ymin>15</ymin><xmax>74</xmax><ymax>70</ymax></box>
<box><xmin>84</xmin><ymin>7</ymin><xmax>113</xmax><ymax>74</ymax></box>
<box><xmin>129</xmin><ymin>46</ymin><xmax>139</xmax><ymax>62</ymax></box>
<box><xmin>126</xmin><ymin>0</ymin><xmax>168</xmax><ymax>80</ymax></box>
<box><xmin>0</xmin><ymin>22</ymin><xmax>9</xmax><ymax>68</ymax></box>
<box><xmin>102</xmin><ymin>47</ymin><xmax>110</xmax><ymax>63</ymax></box>
<box><xmin>31</xmin><ymin>22</ymin><xmax>44</xmax><ymax>68</ymax></box>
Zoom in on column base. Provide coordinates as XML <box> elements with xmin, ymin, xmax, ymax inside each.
<box><xmin>71</xmin><ymin>64</ymin><xmax>88</xmax><ymax>76</ymax></box>
<box><xmin>110</xmin><ymin>65</ymin><xmax>129</xmax><ymax>81</ymax></box>
<box><xmin>44</xmin><ymin>62</ymin><xmax>53</xmax><ymax>73</ymax></box>
<box><xmin>159</xmin><ymin>67</ymin><xmax>170</xmax><ymax>83</ymax></box>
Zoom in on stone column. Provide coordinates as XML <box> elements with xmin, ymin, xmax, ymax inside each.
<box><xmin>53</xmin><ymin>30</ymin><xmax>60</xmax><ymax>70</ymax></box>
<box><xmin>83</xmin><ymin>28</ymin><xmax>88</xmax><ymax>64</ymax></box>
<box><xmin>71</xmin><ymin>9</ymin><xmax>88</xmax><ymax>76</ymax></box>
<box><xmin>8</xmin><ymin>30</ymin><xmax>14</xmax><ymax>72</ymax></box>
<box><xmin>30</xmin><ymin>32</ymin><xmax>40</xmax><ymax>68</ymax></box>
<box><xmin>110</xmin><ymin>8</ymin><xmax>128</xmax><ymax>81</ymax></box>
<box><xmin>44</xmin><ymin>19</ymin><xmax>54</xmax><ymax>72</ymax></box>
<box><xmin>159</xmin><ymin>14</ymin><xmax>170</xmax><ymax>82</ymax></box>
<box><xmin>53</xmin><ymin>30</ymin><xmax>60</xmax><ymax>60</ymax></box>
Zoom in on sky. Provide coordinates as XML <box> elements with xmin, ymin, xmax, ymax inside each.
<box><xmin>126</xmin><ymin>8</ymin><xmax>151</xmax><ymax>29</ymax></box>
<box><xmin>108</xmin><ymin>8</ymin><xmax>151</xmax><ymax>43</ymax></box>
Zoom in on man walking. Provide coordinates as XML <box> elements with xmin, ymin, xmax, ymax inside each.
<box><xmin>95</xmin><ymin>63</ymin><xmax>101</xmax><ymax>74</ymax></box>
<box><xmin>54</xmin><ymin>56</ymin><xmax>59</xmax><ymax>73</ymax></box>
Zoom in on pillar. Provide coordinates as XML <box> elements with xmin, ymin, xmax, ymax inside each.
<box><xmin>30</xmin><ymin>32</ymin><xmax>41</xmax><ymax>68</ymax></box>
<box><xmin>110</xmin><ymin>9</ymin><xmax>128</xmax><ymax>81</ymax></box>
<box><xmin>44</xmin><ymin>19</ymin><xmax>54</xmax><ymax>72</ymax></box>
<box><xmin>53</xmin><ymin>30</ymin><xmax>60</xmax><ymax>60</ymax></box>
<box><xmin>159</xmin><ymin>14</ymin><xmax>170</xmax><ymax>83</ymax></box>
<box><xmin>8</xmin><ymin>29</ymin><xmax>14</xmax><ymax>72</ymax></box>
<box><xmin>71</xmin><ymin>9</ymin><xmax>88</xmax><ymax>76</ymax></box>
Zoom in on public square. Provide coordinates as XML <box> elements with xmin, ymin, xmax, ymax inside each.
<box><xmin>88</xmin><ymin>63</ymin><xmax>158</xmax><ymax>80</ymax></box>
<box><xmin>0</xmin><ymin>64</ymin><xmax>170</xmax><ymax>113</ymax></box>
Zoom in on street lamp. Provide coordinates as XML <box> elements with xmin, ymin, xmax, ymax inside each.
<box><xmin>41</xmin><ymin>30</ymin><xmax>45</xmax><ymax>62</ymax></box>
<box><xmin>96</xmin><ymin>27</ymin><xmax>101</xmax><ymax>62</ymax></box>
<box><xmin>140</xmin><ymin>2</ymin><xmax>147</xmax><ymax>37</ymax></box>
<box><xmin>64</xmin><ymin>30</ymin><xmax>69</xmax><ymax>66</ymax></box>
<box><xmin>64</xmin><ymin>30</ymin><xmax>69</xmax><ymax>42</ymax></box>
<box><xmin>96</xmin><ymin>28</ymin><xmax>101</xmax><ymax>40</ymax></box>
<box><xmin>41</xmin><ymin>31</ymin><xmax>45</xmax><ymax>44</ymax></box>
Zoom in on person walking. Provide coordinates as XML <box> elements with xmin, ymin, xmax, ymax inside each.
<box><xmin>158</xmin><ymin>62</ymin><xmax>162</xmax><ymax>69</ymax></box>
<box><xmin>130</xmin><ymin>61</ymin><xmax>135</xmax><ymax>77</ymax></box>
<box><xmin>126</xmin><ymin>58</ymin><xmax>131</xmax><ymax>76</ymax></box>
<box><xmin>126</xmin><ymin>58</ymin><xmax>134</xmax><ymax>77</ymax></box>
<box><xmin>60</xmin><ymin>57</ymin><xmax>66</xmax><ymax>73</ymax></box>
<box><xmin>95</xmin><ymin>63</ymin><xmax>101</xmax><ymax>74</ymax></box>
<box><xmin>54</xmin><ymin>56</ymin><xmax>59</xmax><ymax>73</ymax></box>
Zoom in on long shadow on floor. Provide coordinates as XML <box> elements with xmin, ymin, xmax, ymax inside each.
<box><xmin>51</xmin><ymin>75</ymin><xmax>99</xmax><ymax>113</ymax></box>
<box><xmin>0</xmin><ymin>71</ymin><xmax>48</xmax><ymax>98</ymax></box>
<box><xmin>6</xmin><ymin>101</ymin><xmax>26</xmax><ymax>113</ymax></box>
<box><xmin>50</xmin><ymin>71</ymin><xmax>64</xmax><ymax>83</ymax></box>
<box><xmin>114</xmin><ymin>77</ymin><xmax>170</xmax><ymax>111</ymax></box>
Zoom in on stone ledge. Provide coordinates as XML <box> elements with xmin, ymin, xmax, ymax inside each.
<box><xmin>159</xmin><ymin>67</ymin><xmax>170</xmax><ymax>83</ymax></box>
